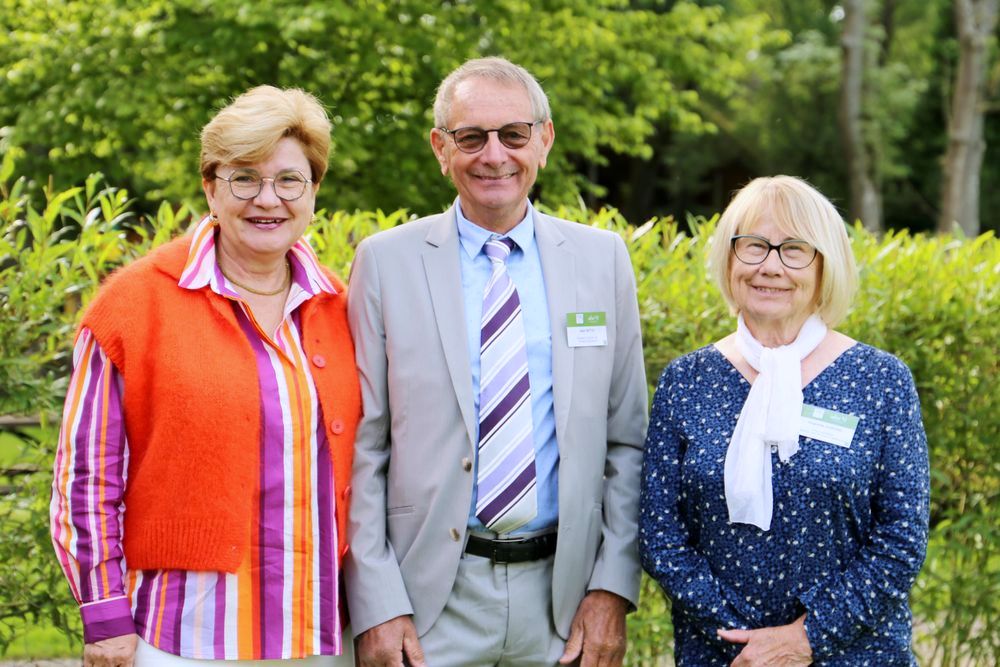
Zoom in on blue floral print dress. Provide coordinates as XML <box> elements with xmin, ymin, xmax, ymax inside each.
<box><xmin>639</xmin><ymin>343</ymin><xmax>930</xmax><ymax>666</ymax></box>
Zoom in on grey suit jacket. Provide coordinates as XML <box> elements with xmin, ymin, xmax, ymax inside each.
<box><xmin>344</xmin><ymin>204</ymin><xmax>648</xmax><ymax>638</ymax></box>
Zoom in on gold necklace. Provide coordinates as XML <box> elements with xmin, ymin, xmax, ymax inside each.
<box><xmin>220</xmin><ymin>260</ymin><xmax>291</xmax><ymax>296</ymax></box>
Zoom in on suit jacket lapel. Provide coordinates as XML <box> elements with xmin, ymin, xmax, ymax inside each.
<box><xmin>422</xmin><ymin>207</ymin><xmax>477</xmax><ymax>448</ymax></box>
<box><xmin>535</xmin><ymin>212</ymin><xmax>576</xmax><ymax>451</ymax></box>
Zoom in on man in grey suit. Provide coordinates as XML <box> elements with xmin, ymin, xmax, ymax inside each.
<box><xmin>345</xmin><ymin>57</ymin><xmax>648</xmax><ymax>667</ymax></box>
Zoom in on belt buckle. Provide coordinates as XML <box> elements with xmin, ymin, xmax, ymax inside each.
<box><xmin>490</xmin><ymin>535</ymin><xmax>528</xmax><ymax>564</ymax></box>
<box><xmin>490</xmin><ymin>543</ymin><xmax>508</xmax><ymax>564</ymax></box>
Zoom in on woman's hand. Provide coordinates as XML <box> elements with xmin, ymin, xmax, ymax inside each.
<box><xmin>83</xmin><ymin>634</ymin><xmax>138</xmax><ymax>667</ymax></box>
<box><xmin>717</xmin><ymin>614</ymin><xmax>812</xmax><ymax>667</ymax></box>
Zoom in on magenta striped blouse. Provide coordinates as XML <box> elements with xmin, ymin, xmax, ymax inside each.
<box><xmin>50</xmin><ymin>217</ymin><xmax>345</xmax><ymax>659</ymax></box>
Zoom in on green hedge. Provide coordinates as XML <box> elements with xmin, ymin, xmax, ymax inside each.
<box><xmin>1</xmin><ymin>172</ymin><xmax>997</xmax><ymax>665</ymax></box>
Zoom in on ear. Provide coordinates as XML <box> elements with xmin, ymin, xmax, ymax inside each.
<box><xmin>538</xmin><ymin>119</ymin><xmax>555</xmax><ymax>170</ymax></box>
<box><xmin>429</xmin><ymin>128</ymin><xmax>450</xmax><ymax>176</ymax></box>
<box><xmin>202</xmin><ymin>177</ymin><xmax>219</xmax><ymax>215</ymax></box>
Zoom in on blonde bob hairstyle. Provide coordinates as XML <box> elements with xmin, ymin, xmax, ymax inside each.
<box><xmin>433</xmin><ymin>56</ymin><xmax>551</xmax><ymax>128</ymax></box>
<box><xmin>200</xmin><ymin>85</ymin><xmax>331</xmax><ymax>184</ymax></box>
<box><xmin>709</xmin><ymin>175</ymin><xmax>858</xmax><ymax>327</ymax></box>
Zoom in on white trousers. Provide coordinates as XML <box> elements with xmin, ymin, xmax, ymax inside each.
<box><xmin>135</xmin><ymin>635</ymin><xmax>355</xmax><ymax>666</ymax></box>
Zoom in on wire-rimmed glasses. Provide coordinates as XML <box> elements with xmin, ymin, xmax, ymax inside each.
<box><xmin>215</xmin><ymin>169</ymin><xmax>313</xmax><ymax>201</ymax></box>
<box><xmin>438</xmin><ymin>121</ymin><xmax>543</xmax><ymax>153</ymax></box>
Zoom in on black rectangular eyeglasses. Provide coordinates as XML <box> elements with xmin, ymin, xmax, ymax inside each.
<box><xmin>730</xmin><ymin>234</ymin><xmax>818</xmax><ymax>269</ymax></box>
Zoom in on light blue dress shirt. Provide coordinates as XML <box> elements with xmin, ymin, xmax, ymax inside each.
<box><xmin>456</xmin><ymin>199</ymin><xmax>558</xmax><ymax>534</ymax></box>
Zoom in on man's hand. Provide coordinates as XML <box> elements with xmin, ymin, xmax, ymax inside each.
<box><xmin>717</xmin><ymin>614</ymin><xmax>812</xmax><ymax>667</ymax></box>
<box><xmin>558</xmin><ymin>590</ymin><xmax>629</xmax><ymax>667</ymax></box>
<box><xmin>83</xmin><ymin>634</ymin><xmax>137</xmax><ymax>667</ymax></box>
<box><xmin>357</xmin><ymin>615</ymin><xmax>427</xmax><ymax>667</ymax></box>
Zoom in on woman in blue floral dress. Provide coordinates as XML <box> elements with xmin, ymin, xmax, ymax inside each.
<box><xmin>639</xmin><ymin>176</ymin><xmax>930</xmax><ymax>666</ymax></box>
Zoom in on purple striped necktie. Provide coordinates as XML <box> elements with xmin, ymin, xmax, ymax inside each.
<box><xmin>475</xmin><ymin>237</ymin><xmax>537</xmax><ymax>533</ymax></box>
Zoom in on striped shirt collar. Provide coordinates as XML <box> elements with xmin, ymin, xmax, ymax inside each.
<box><xmin>178</xmin><ymin>215</ymin><xmax>338</xmax><ymax>297</ymax></box>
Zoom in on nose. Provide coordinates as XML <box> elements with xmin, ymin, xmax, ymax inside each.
<box><xmin>758</xmin><ymin>247</ymin><xmax>785</xmax><ymax>273</ymax></box>
<box><xmin>479</xmin><ymin>131</ymin><xmax>508</xmax><ymax>164</ymax></box>
<box><xmin>252</xmin><ymin>178</ymin><xmax>282</xmax><ymax>207</ymax></box>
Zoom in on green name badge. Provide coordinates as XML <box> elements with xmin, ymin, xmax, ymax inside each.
<box><xmin>566</xmin><ymin>311</ymin><xmax>608</xmax><ymax>347</ymax></box>
<box><xmin>800</xmin><ymin>404</ymin><xmax>860</xmax><ymax>448</ymax></box>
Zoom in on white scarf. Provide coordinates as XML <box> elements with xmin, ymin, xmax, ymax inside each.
<box><xmin>724</xmin><ymin>313</ymin><xmax>828</xmax><ymax>530</ymax></box>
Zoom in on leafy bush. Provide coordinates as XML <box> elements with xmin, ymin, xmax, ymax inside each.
<box><xmin>1</xmin><ymin>175</ymin><xmax>997</xmax><ymax>665</ymax></box>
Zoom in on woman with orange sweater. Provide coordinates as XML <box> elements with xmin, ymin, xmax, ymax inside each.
<box><xmin>50</xmin><ymin>86</ymin><xmax>360</xmax><ymax>666</ymax></box>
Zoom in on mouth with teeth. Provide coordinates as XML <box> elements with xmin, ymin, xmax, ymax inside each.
<box><xmin>752</xmin><ymin>286</ymin><xmax>791</xmax><ymax>294</ymax></box>
<box><xmin>473</xmin><ymin>172</ymin><xmax>517</xmax><ymax>181</ymax></box>
<box><xmin>246</xmin><ymin>217</ymin><xmax>287</xmax><ymax>230</ymax></box>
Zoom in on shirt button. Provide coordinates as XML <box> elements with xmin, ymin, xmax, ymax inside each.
<box><xmin>312</xmin><ymin>354</ymin><xmax>327</xmax><ymax>368</ymax></box>
<box><xmin>461</xmin><ymin>457</ymin><xmax>472</xmax><ymax>472</ymax></box>
<box><xmin>339</xmin><ymin>543</ymin><xmax>350</xmax><ymax>558</ymax></box>
<box><xmin>770</xmin><ymin>445</ymin><xmax>778</xmax><ymax>453</ymax></box>
<box><xmin>341</xmin><ymin>485</ymin><xmax>352</xmax><ymax>501</ymax></box>
<box><xmin>331</xmin><ymin>419</ymin><xmax>345</xmax><ymax>435</ymax></box>
<box><xmin>449</xmin><ymin>528</ymin><xmax>461</xmax><ymax>542</ymax></box>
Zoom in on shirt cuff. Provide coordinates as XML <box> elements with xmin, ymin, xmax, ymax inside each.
<box><xmin>80</xmin><ymin>597</ymin><xmax>135</xmax><ymax>643</ymax></box>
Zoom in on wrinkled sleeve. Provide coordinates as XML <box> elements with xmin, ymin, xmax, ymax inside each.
<box><xmin>639</xmin><ymin>363</ymin><xmax>754</xmax><ymax>634</ymax></box>
<box><xmin>587</xmin><ymin>234</ymin><xmax>648</xmax><ymax>606</ymax></box>
<box><xmin>342</xmin><ymin>239</ymin><xmax>414</xmax><ymax>635</ymax></box>
<box><xmin>50</xmin><ymin>328</ymin><xmax>135</xmax><ymax>642</ymax></box>
<box><xmin>800</xmin><ymin>359</ymin><xmax>930</xmax><ymax>657</ymax></box>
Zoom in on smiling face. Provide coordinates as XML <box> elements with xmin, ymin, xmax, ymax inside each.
<box><xmin>202</xmin><ymin>137</ymin><xmax>316</xmax><ymax>270</ymax></box>
<box><xmin>729</xmin><ymin>217</ymin><xmax>822</xmax><ymax>340</ymax></box>
<box><xmin>430</xmin><ymin>77</ymin><xmax>554</xmax><ymax>233</ymax></box>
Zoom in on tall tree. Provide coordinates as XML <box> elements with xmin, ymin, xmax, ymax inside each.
<box><xmin>938</xmin><ymin>0</ymin><xmax>998</xmax><ymax>234</ymax></box>
<box><xmin>839</xmin><ymin>0</ymin><xmax>883</xmax><ymax>231</ymax></box>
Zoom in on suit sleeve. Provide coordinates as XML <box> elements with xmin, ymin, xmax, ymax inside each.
<box><xmin>344</xmin><ymin>239</ymin><xmax>415</xmax><ymax>635</ymax></box>
<box><xmin>586</xmin><ymin>234</ymin><xmax>648</xmax><ymax>607</ymax></box>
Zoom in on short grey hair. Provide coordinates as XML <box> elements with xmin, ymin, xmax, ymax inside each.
<box><xmin>433</xmin><ymin>57</ymin><xmax>551</xmax><ymax>128</ymax></box>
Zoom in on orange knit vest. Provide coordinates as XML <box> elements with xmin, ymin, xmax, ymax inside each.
<box><xmin>81</xmin><ymin>236</ymin><xmax>360</xmax><ymax>572</ymax></box>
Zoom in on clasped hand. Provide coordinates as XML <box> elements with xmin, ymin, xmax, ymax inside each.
<box><xmin>717</xmin><ymin>614</ymin><xmax>812</xmax><ymax>667</ymax></box>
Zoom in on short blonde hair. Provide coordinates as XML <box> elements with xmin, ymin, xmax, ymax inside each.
<box><xmin>709</xmin><ymin>175</ymin><xmax>858</xmax><ymax>327</ymax></box>
<box><xmin>200</xmin><ymin>85</ymin><xmax>331</xmax><ymax>184</ymax></box>
<box><xmin>433</xmin><ymin>57</ymin><xmax>551</xmax><ymax>128</ymax></box>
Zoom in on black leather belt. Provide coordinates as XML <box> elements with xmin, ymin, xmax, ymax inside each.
<box><xmin>465</xmin><ymin>532</ymin><xmax>557</xmax><ymax>564</ymax></box>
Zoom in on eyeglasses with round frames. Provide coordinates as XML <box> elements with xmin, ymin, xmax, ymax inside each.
<box><xmin>438</xmin><ymin>121</ymin><xmax>543</xmax><ymax>153</ymax></box>
<box><xmin>730</xmin><ymin>234</ymin><xmax>818</xmax><ymax>269</ymax></box>
<box><xmin>215</xmin><ymin>169</ymin><xmax>313</xmax><ymax>201</ymax></box>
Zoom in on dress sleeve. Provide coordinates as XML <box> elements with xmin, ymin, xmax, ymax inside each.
<box><xmin>639</xmin><ymin>363</ymin><xmax>755</xmax><ymax>634</ymax></box>
<box><xmin>50</xmin><ymin>328</ymin><xmax>135</xmax><ymax>642</ymax></box>
<box><xmin>799</xmin><ymin>358</ymin><xmax>930</xmax><ymax>657</ymax></box>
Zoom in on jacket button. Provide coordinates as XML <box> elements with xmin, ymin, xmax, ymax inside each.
<box><xmin>331</xmin><ymin>419</ymin><xmax>344</xmax><ymax>434</ymax></box>
<box><xmin>449</xmin><ymin>528</ymin><xmax>461</xmax><ymax>542</ymax></box>
<box><xmin>461</xmin><ymin>457</ymin><xmax>472</xmax><ymax>472</ymax></box>
<box><xmin>312</xmin><ymin>354</ymin><xmax>327</xmax><ymax>368</ymax></box>
<box><xmin>341</xmin><ymin>485</ymin><xmax>352</xmax><ymax>501</ymax></box>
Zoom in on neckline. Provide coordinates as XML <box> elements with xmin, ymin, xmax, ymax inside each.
<box><xmin>709</xmin><ymin>341</ymin><xmax>861</xmax><ymax>393</ymax></box>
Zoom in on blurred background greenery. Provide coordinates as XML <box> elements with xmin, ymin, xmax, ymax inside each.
<box><xmin>2</xmin><ymin>0</ymin><xmax>999</xmax><ymax>664</ymax></box>
<box><xmin>1</xmin><ymin>0</ymin><xmax>998</xmax><ymax>235</ymax></box>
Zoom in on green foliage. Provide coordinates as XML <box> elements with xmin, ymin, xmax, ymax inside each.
<box><xmin>0</xmin><ymin>166</ymin><xmax>191</xmax><ymax>653</ymax></box>
<box><xmin>0</xmin><ymin>176</ymin><xmax>998</xmax><ymax>665</ymax></box>
<box><xmin>0</xmin><ymin>0</ymin><xmax>773</xmax><ymax>218</ymax></box>
<box><xmin>846</xmin><ymin>227</ymin><xmax>1000</xmax><ymax>665</ymax></box>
